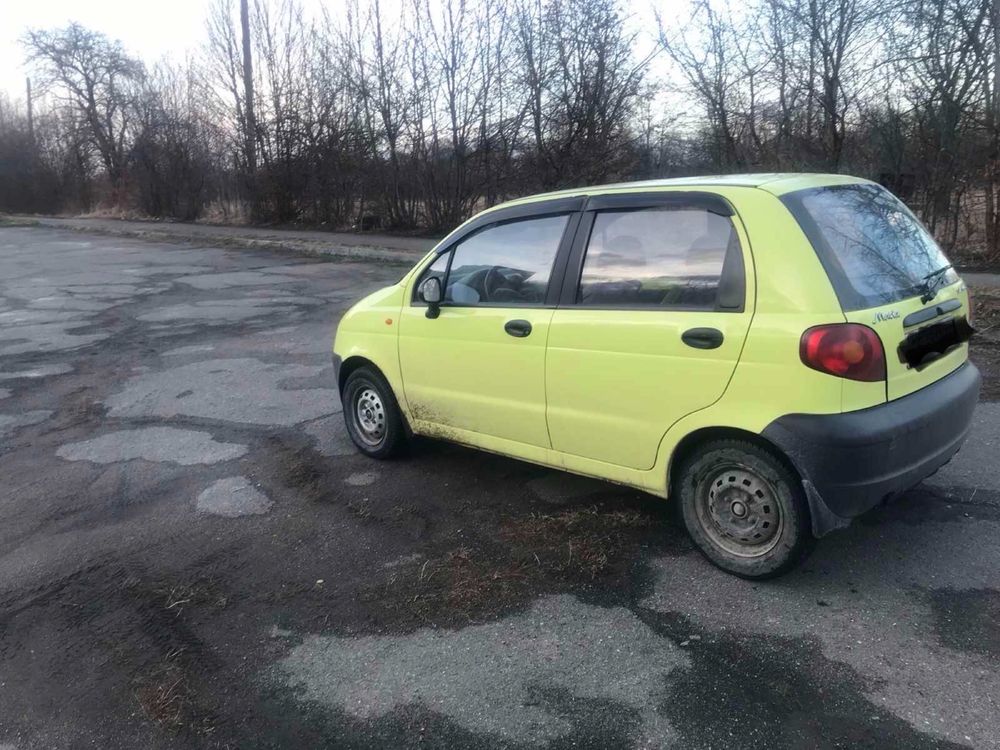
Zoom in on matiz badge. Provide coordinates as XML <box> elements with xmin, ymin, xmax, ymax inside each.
<box><xmin>873</xmin><ymin>310</ymin><xmax>900</xmax><ymax>324</ymax></box>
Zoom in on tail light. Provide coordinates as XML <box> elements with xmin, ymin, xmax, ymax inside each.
<box><xmin>800</xmin><ymin>324</ymin><xmax>886</xmax><ymax>382</ymax></box>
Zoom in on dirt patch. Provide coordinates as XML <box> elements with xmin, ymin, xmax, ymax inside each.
<box><xmin>970</xmin><ymin>285</ymin><xmax>1000</xmax><ymax>400</ymax></box>
<box><xmin>360</xmin><ymin>501</ymin><xmax>682</xmax><ymax>629</ymax></box>
<box><xmin>120</xmin><ymin>574</ymin><xmax>229</xmax><ymax>735</ymax></box>
<box><xmin>502</xmin><ymin>507</ymin><xmax>653</xmax><ymax>578</ymax></box>
<box><xmin>0</xmin><ymin>565</ymin><xmax>231</xmax><ymax>742</ymax></box>
<box><xmin>133</xmin><ymin>648</ymin><xmax>199</xmax><ymax>730</ymax></box>
<box><xmin>264</xmin><ymin>436</ymin><xmax>334</xmax><ymax>501</ymax></box>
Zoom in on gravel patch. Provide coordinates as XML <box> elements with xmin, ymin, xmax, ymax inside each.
<box><xmin>196</xmin><ymin>477</ymin><xmax>273</xmax><ymax>517</ymax></box>
<box><xmin>105</xmin><ymin>358</ymin><xmax>339</xmax><ymax>426</ymax></box>
<box><xmin>278</xmin><ymin>594</ymin><xmax>686</xmax><ymax>746</ymax></box>
<box><xmin>56</xmin><ymin>427</ymin><xmax>248</xmax><ymax>465</ymax></box>
<box><xmin>345</xmin><ymin>471</ymin><xmax>378</xmax><ymax>486</ymax></box>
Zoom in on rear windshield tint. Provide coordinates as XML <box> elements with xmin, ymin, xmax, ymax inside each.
<box><xmin>781</xmin><ymin>183</ymin><xmax>956</xmax><ymax>311</ymax></box>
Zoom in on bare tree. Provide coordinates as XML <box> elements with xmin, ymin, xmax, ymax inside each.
<box><xmin>4</xmin><ymin>0</ymin><xmax>1000</xmax><ymax>265</ymax></box>
<box><xmin>518</xmin><ymin>0</ymin><xmax>651</xmax><ymax>188</ymax></box>
<box><xmin>22</xmin><ymin>23</ymin><xmax>144</xmax><ymax>201</ymax></box>
<box><xmin>659</xmin><ymin>1</ymin><xmax>747</xmax><ymax>169</ymax></box>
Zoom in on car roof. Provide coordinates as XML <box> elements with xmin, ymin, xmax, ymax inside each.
<box><xmin>494</xmin><ymin>172</ymin><xmax>873</xmax><ymax>209</ymax></box>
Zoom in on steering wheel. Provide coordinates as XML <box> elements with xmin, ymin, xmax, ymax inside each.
<box><xmin>483</xmin><ymin>266</ymin><xmax>503</xmax><ymax>302</ymax></box>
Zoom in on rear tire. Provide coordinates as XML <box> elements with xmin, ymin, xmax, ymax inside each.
<box><xmin>342</xmin><ymin>366</ymin><xmax>406</xmax><ymax>459</ymax></box>
<box><xmin>674</xmin><ymin>439</ymin><xmax>814</xmax><ymax>579</ymax></box>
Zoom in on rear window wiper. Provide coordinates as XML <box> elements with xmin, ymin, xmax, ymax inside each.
<box><xmin>919</xmin><ymin>264</ymin><xmax>953</xmax><ymax>303</ymax></box>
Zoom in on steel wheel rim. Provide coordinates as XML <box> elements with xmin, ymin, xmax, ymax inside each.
<box><xmin>696</xmin><ymin>465</ymin><xmax>783</xmax><ymax>557</ymax></box>
<box><xmin>354</xmin><ymin>387</ymin><xmax>386</xmax><ymax>446</ymax></box>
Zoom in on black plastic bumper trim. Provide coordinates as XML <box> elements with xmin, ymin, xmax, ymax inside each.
<box><xmin>332</xmin><ymin>352</ymin><xmax>342</xmax><ymax>390</ymax></box>
<box><xmin>762</xmin><ymin>362</ymin><xmax>981</xmax><ymax>536</ymax></box>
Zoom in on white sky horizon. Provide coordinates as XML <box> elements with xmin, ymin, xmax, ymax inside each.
<box><xmin>1</xmin><ymin>0</ymin><xmax>211</xmax><ymax>102</ymax></box>
<box><xmin>0</xmin><ymin>0</ymin><xmax>683</xmax><ymax>106</ymax></box>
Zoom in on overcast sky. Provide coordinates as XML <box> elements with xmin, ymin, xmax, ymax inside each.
<box><xmin>1</xmin><ymin>0</ymin><xmax>681</xmax><ymax>103</ymax></box>
<box><xmin>0</xmin><ymin>0</ymin><xmax>211</xmax><ymax>99</ymax></box>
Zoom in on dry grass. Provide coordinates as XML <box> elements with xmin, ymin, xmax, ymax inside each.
<box><xmin>972</xmin><ymin>286</ymin><xmax>1000</xmax><ymax>333</ymax></box>
<box><xmin>346</xmin><ymin>497</ymin><xmax>375</xmax><ymax>520</ymax></box>
<box><xmin>970</xmin><ymin>285</ymin><xmax>1000</xmax><ymax>400</ymax></box>
<box><xmin>119</xmin><ymin>574</ymin><xmax>228</xmax><ymax>616</ymax></box>
<box><xmin>134</xmin><ymin>649</ymin><xmax>192</xmax><ymax>729</ymax></box>
<box><xmin>365</xmin><ymin>505</ymin><xmax>657</xmax><ymax>627</ymax></box>
<box><xmin>119</xmin><ymin>574</ymin><xmax>225</xmax><ymax>735</ymax></box>
<box><xmin>500</xmin><ymin>506</ymin><xmax>651</xmax><ymax>579</ymax></box>
<box><xmin>132</xmin><ymin>651</ymin><xmax>219</xmax><ymax>738</ymax></box>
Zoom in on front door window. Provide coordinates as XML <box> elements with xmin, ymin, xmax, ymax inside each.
<box><xmin>439</xmin><ymin>214</ymin><xmax>568</xmax><ymax>305</ymax></box>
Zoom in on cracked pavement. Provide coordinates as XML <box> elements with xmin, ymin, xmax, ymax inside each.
<box><xmin>0</xmin><ymin>226</ymin><xmax>997</xmax><ymax>749</ymax></box>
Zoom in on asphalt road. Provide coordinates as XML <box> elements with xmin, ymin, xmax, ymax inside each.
<box><xmin>20</xmin><ymin>216</ymin><xmax>437</xmax><ymax>264</ymax></box>
<box><xmin>0</xmin><ymin>226</ymin><xmax>998</xmax><ymax>750</ymax></box>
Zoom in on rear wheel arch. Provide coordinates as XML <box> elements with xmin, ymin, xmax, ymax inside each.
<box><xmin>666</xmin><ymin>425</ymin><xmax>842</xmax><ymax>543</ymax></box>
<box><xmin>673</xmin><ymin>436</ymin><xmax>817</xmax><ymax>578</ymax></box>
<box><xmin>668</xmin><ymin>426</ymin><xmax>802</xmax><ymax>496</ymax></box>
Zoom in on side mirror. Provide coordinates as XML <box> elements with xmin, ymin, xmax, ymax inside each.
<box><xmin>420</xmin><ymin>276</ymin><xmax>442</xmax><ymax>318</ymax></box>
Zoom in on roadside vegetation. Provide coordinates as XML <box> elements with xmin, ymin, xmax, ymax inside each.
<box><xmin>971</xmin><ymin>285</ymin><xmax>1000</xmax><ymax>399</ymax></box>
<box><xmin>1</xmin><ymin>0</ymin><xmax>999</xmax><ymax>268</ymax></box>
<box><xmin>0</xmin><ymin>216</ymin><xmax>38</xmax><ymax>227</ymax></box>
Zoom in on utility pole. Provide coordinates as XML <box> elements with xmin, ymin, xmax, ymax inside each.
<box><xmin>991</xmin><ymin>0</ymin><xmax>1000</xmax><ymax>259</ymax></box>
<box><xmin>240</xmin><ymin>0</ymin><xmax>257</xmax><ymax>176</ymax></box>
<box><xmin>26</xmin><ymin>77</ymin><xmax>34</xmax><ymax>144</ymax></box>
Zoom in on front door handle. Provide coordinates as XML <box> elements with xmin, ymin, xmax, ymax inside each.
<box><xmin>504</xmin><ymin>319</ymin><xmax>532</xmax><ymax>338</ymax></box>
<box><xmin>682</xmin><ymin>327</ymin><xmax>724</xmax><ymax>349</ymax></box>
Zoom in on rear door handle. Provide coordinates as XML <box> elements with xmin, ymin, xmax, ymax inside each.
<box><xmin>682</xmin><ymin>327</ymin><xmax>724</xmax><ymax>349</ymax></box>
<box><xmin>504</xmin><ymin>319</ymin><xmax>532</xmax><ymax>338</ymax></box>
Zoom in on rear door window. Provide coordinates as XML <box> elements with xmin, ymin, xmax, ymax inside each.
<box><xmin>781</xmin><ymin>183</ymin><xmax>957</xmax><ymax>311</ymax></box>
<box><xmin>576</xmin><ymin>208</ymin><xmax>742</xmax><ymax>309</ymax></box>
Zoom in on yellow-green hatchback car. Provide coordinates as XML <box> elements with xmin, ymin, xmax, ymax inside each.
<box><xmin>332</xmin><ymin>174</ymin><xmax>980</xmax><ymax>578</ymax></box>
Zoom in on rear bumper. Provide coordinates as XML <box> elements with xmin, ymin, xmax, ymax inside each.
<box><xmin>762</xmin><ymin>362</ymin><xmax>981</xmax><ymax>536</ymax></box>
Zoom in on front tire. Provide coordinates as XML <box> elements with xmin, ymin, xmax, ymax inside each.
<box><xmin>342</xmin><ymin>366</ymin><xmax>406</xmax><ymax>459</ymax></box>
<box><xmin>675</xmin><ymin>439</ymin><xmax>814</xmax><ymax>579</ymax></box>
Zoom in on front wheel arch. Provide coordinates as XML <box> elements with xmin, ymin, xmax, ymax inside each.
<box><xmin>338</xmin><ymin>355</ymin><xmax>379</xmax><ymax>395</ymax></box>
<box><xmin>337</xmin><ymin>356</ymin><xmax>412</xmax><ymax>437</ymax></box>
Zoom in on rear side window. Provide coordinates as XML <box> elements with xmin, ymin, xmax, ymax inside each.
<box><xmin>781</xmin><ymin>184</ymin><xmax>957</xmax><ymax>311</ymax></box>
<box><xmin>576</xmin><ymin>208</ymin><xmax>742</xmax><ymax>309</ymax></box>
<box><xmin>437</xmin><ymin>214</ymin><xmax>568</xmax><ymax>306</ymax></box>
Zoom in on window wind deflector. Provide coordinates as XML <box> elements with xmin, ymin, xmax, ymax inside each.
<box><xmin>584</xmin><ymin>191</ymin><xmax>734</xmax><ymax>216</ymax></box>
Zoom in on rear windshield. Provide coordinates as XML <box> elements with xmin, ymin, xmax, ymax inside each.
<box><xmin>781</xmin><ymin>183</ymin><xmax>956</xmax><ymax>311</ymax></box>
